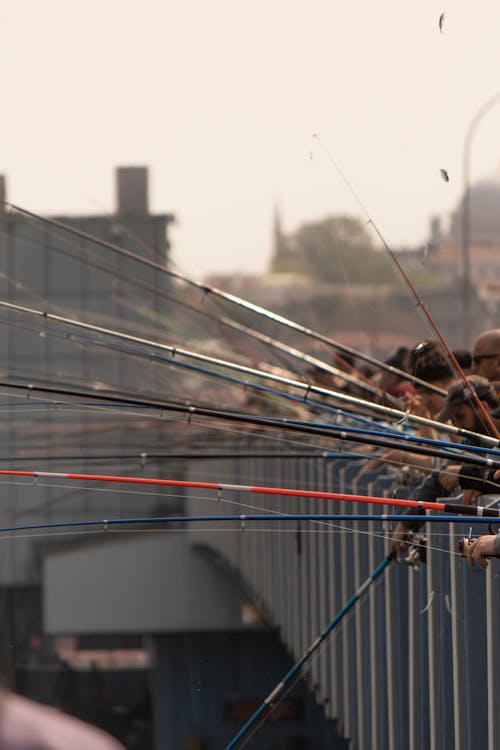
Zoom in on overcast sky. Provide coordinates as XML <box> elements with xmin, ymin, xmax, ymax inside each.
<box><xmin>2</xmin><ymin>0</ymin><xmax>500</xmax><ymax>278</ymax></box>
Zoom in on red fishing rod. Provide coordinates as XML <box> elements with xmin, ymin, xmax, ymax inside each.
<box><xmin>313</xmin><ymin>134</ymin><xmax>500</xmax><ymax>440</ymax></box>
<box><xmin>3</xmin><ymin>469</ymin><xmax>500</xmax><ymax>518</ymax></box>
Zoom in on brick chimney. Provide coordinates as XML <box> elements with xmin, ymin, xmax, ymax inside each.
<box><xmin>0</xmin><ymin>175</ymin><xmax>6</xmax><ymax>210</ymax></box>
<box><xmin>116</xmin><ymin>166</ymin><xmax>148</xmax><ymax>215</ymax></box>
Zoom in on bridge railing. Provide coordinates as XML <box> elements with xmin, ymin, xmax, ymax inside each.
<box><xmin>184</xmin><ymin>451</ymin><xmax>500</xmax><ymax>750</ymax></box>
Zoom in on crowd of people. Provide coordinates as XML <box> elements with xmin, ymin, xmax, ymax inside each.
<box><xmin>358</xmin><ymin>328</ymin><xmax>500</xmax><ymax>569</ymax></box>
<box><xmin>310</xmin><ymin>328</ymin><xmax>500</xmax><ymax>569</ymax></box>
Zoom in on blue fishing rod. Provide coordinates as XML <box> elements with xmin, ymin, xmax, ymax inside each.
<box><xmin>244</xmin><ymin>412</ymin><xmax>500</xmax><ymax>459</ymax></box>
<box><xmin>224</xmin><ymin>551</ymin><xmax>396</xmax><ymax>750</ymax></box>
<box><xmin>0</xmin><ymin>515</ymin><xmax>495</xmax><ymax>535</ymax></box>
<box><xmin>12</xmin><ymin>373</ymin><xmax>499</xmax><ymax>464</ymax></box>
<box><xmin>0</xmin><ymin>311</ymin><xmax>400</xmax><ymax>432</ymax></box>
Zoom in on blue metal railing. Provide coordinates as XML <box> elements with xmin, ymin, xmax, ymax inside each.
<box><xmin>184</xmin><ymin>450</ymin><xmax>500</xmax><ymax>750</ymax></box>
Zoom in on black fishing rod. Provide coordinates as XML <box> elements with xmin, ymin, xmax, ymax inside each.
<box><xmin>0</xmin><ymin>451</ymin><xmax>348</xmax><ymax>463</ymax></box>
<box><xmin>0</xmin><ymin>377</ymin><xmax>496</xmax><ymax>469</ymax></box>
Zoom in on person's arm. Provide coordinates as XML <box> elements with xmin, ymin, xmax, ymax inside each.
<box><xmin>390</xmin><ymin>469</ymin><xmax>451</xmax><ymax>561</ymax></box>
<box><xmin>437</xmin><ymin>464</ymin><xmax>461</xmax><ymax>493</ymax></box>
<box><xmin>391</xmin><ymin>521</ymin><xmax>412</xmax><ymax>562</ymax></box>
<box><xmin>359</xmin><ymin>448</ymin><xmax>434</xmax><ymax>476</ymax></box>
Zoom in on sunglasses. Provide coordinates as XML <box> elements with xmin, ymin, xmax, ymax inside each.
<box><xmin>472</xmin><ymin>353</ymin><xmax>500</xmax><ymax>365</ymax></box>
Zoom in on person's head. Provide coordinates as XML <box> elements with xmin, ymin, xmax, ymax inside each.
<box><xmin>385</xmin><ymin>346</ymin><xmax>410</xmax><ymax>372</ymax></box>
<box><xmin>406</xmin><ymin>341</ymin><xmax>454</xmax><ymax>416</ymax></box>
<box><xmin>405</xmin><ymin>340</ymin><xmax>437</xmax><ymax>370</ymax></box>
<box><xmin>472</xmin><ymin>329</ymin><xmax>500</xmax><ymax>382</ymax></box>
<box><xmin>437</xmin><ymin>375</ymin><xmax>499</xmax><ymax>433</ymax></box>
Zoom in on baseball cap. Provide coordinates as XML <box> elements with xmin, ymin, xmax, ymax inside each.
<box><xmin>437</xmin><ymin>376</ymin><xmax>498</xmax><ymax>422</ymax></box>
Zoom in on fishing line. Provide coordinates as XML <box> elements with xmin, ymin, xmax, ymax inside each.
<box><xmin>0</xmin><ymin>470</ymin><xmax>470</xmax><ymax>558</ymax></box>
<box><xmin>106</xmin><ymin>525</ymin><xmax>472</xmax><ymax>551</ymax></box>
<box><xmin>0</xmin><ymin>201</ymin><xmax>453</xmax><ymax>393</ymax></box>
<box><xmin>224</xmin><ymin>551</ymin><xmax>396</xmax><ymax>750</ymax></box>
<box><xmin>0</xmin><ymin>227</ymin><xmax>339</xmax><ymax>390</ymax></box>
<box><xmin>0</xmin><ymin>298</ymin><xmax>409</xmax><ymax>420</ymax></box>
<box><xmin>0</xmin><ymin>524</ymin><xmax>470</xmax><ymax>566</ymax></box>
<box><xmin>0</xmin><ymin>394</ymin><xmax>495</xmax><ymax>484</ymax></box>
<box><xmin>312</xmin><ymin>134</ymin><xmax>500</xmax><ymax>439</ymax></box>
<box><xmin>0</xmin><ymin>297</ymin><xmax>472</xmax><ymax>445</ymax></box>
<box><xmin>0</xmin><ymin>300</ymin><xmax>391</xmax><ymax>420</ymax></box>
<box><xmin>214</xmin><ymin>495</ymin><xmax>466</xmax><ymax>556</ymax></box>
<box><xmin>233</xmin><ymin>567</ymin><xmax>392</xmax><ymax>750</ymax></box>
<box><xmin>0</xmin><ymin>379</ymin><xmax>495</xmax><ymax>468</ymax></box>
<box><xmin>2</xmin><ymin>471</ymin><xmax>500</xmax><ymax>520</ymax></box>
<box><xmin>0</xmin><ymin>350</ymin><xmax>494</xmax><ymax>462</ymax></box>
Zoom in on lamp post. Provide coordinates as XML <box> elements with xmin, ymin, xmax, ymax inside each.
<box><xmin>461</xmin><ymin>91</ymin><xmax>500</xmax><ymax>347</ymax></box>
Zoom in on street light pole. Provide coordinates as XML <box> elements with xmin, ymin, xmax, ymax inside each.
<box><xmin>461</xmin><ymin>91</ymin><xmax>500</xmax><ymax>347</ymax></box>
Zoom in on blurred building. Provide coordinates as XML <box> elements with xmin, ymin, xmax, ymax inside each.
<box><xmin>396</xmin><ymin>176</ymin><xmax>500</xmax><ymax>345</ymax></box>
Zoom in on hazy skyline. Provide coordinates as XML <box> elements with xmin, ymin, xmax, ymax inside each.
<box><xmin>2</xmin><ymin>1</ymin><xmax>500</xmax><ymax>278</ymax></box>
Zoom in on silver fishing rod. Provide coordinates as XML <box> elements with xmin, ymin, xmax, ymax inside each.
<box><xmin>1</xmin><ymin>200</ymin><xmax>445</xmax><ymax>393</ymax></box>
<box><xmin>0</xmin><ymin>229</ymin><xmax>394</xmax><ymax>404</ymax></box>
<box><xmin>0</xmin><ymin>296</ymin><xmax>496</xmax><ymax>448</ymax></box>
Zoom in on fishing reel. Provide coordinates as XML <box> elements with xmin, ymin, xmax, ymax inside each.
<box><xmin>404</xmin><ymin>532</ymin><xmax>427</xmax><ymax>570</ymax></box>
<box><xmin>458</xmin><ymin>525</ymin><xmax>500</xmax><ymax>559</ymax></box>
<box><xmin>457</xmin><ymin>537</ymin><xmax>474</xmax><ymax>557</ymax></box>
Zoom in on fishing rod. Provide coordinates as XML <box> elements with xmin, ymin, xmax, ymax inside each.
<box><xmin>224</xmin><ymin>551</ymin><xmax>395</xmax><ymax>749</ymax></box>
<box><xmin>0</xmin><ymin>377</ymin><xmax>496</xmax><ymax>466</ymax></box>
<box><xmin>0</xmin><ymin>310</ymin><xmax>404</xmax><ymax>429</ymax></box>
<box><xmin>313</xmin><ymin>134</ymin><xmax>500</xmax><ymax>439</ymax></box>
<box><xmin>0</xmin><ymin>226</ymin><xmax>392</xmax><ymax>403</ymax></box>
<box><xmin>0</xmin><ymin>413</ymin><xmax>494</xmax><ymax>486</ymax></box>
<box><xmin>1</xmin><ymin>514</ymin><xmax>497</xmax><ymax>530</ymax></box>
<box><xmin>0</xmin><ymin>515</ymin><xmax>497</xmax><ymax>540</ymax></box>
<box><xmin>0</xmin><ymin>451</ymin><xmax>379</xmax><ymax>463</ymax></box>
<box><xmin>0</xmin><ymin>331</ymin><xmax>491</xmax><ymax>460</ymax></box>
<box><xmin>0</xmin><ymin>200</ymin><xmax>441</xmax><ymax>391</ymax></box>
<box><xmin>4</xmin><ymin>470</ymin><xmax>500</xmax><ymax>517</ymax></box>
<box><xmin>0</xmin><ymin>297</ymin><xmax>488</xmax><ymax>445</ymax></box>
<box><xmin>0</xmin><ymin>311</ymin><xmax>389</xmax><ymax>435</ymax></box>
<box><xmin>0</xmin><ymin>385</ymin><xmax>493</xmax><ymax>466</ymax></box>
<box><xmin>251</xmin><ymin>413</ymin><xmax>500</xmax><ymax>460</ymax></box>
<box><xmin>0</xmin><ymin>320</ymin><xmax>409</xmax><ymax>437</ymax></box>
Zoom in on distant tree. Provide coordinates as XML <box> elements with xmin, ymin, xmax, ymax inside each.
<box><xmin>271</xmin><ymin>214</ymin><xmax>395</xmax><ymax>284</ymax></box>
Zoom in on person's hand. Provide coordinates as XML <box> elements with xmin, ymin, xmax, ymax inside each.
<box><xmin>465</xmin><ymin>535</ymin><xmax>498</xmax><ymax>569</ymax></box>
<box><xmin>462</xmin><ymin>489</ymin><xmax>481</xmax><ymax>506</ymax></box>
<box><xmin>391</xmin><ymin>521</ymin><xmax>411</xmax><ymax>563</ymax></box>
<box><xmin>495</xmin><ymin>469</ymin><xmax>500</xmax><ymax>481</ymax></box>
<box><xmin>438</xmin><ymin>464</ymin><xmax>461</xmax><ymax>493</ymax></box>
